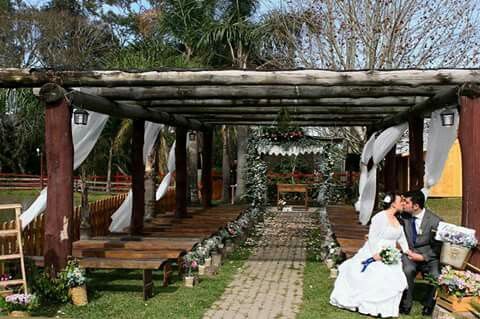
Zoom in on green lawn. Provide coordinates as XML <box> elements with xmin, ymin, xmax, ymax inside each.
<box><xmin>426</xmin><ymin>197</ymin><xmax>462</xmax><ymax>224</ymax></box>
<box><xmin>2</xmin><ymin>246</ymin><xmax>251</xmax><ymax>319</ymax></box>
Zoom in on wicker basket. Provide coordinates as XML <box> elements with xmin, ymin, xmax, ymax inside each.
<box><xmin>440</xmin><ymin>242</ymin><xmax>472</xmax><ymax>269</ymax></box>
<box><xmin>69</xmin><ymin>285</ymin><xmax>88</xmax><ymax>306</ymax></box>
<box><xmin>9</xmin><ymin>311</ymin><xmax>31</xmax><ymax>317</ymax></box>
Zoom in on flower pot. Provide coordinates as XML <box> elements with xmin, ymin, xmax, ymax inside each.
<box><xmin>8</xmin><ymin>311</ymin><xmax>30</xmax><ymax>317</ymax></box>
<box><xmin>204</xmin><ymin>257</ymin><xmax>212</xmax><ymax>267</ymax></box>
<box><xmin>325</xmin><ymin>259</ymin><xmax>335</xmax><ymax>269</ymax></box>
<box><xmin>225</xmin><ymin>240</ymin><xmax>234</xmax><ymax>254</ymax></box>
<box><xmin>69</xmin><ymin>285</ymin><xmax>88</xmax><ymax>306</ymax></box>
<box><xmin>440</xmin><ymin>242</ymin><xmax>472</xmax><ymax>269</ymax></box>
<box><xmin>329</xmin><ymin>268</ymin><xmax>338</xmax><ymax>279</ymax></box>
<box><xmin>212</xmin><ymin>252</ymin><xmax>222</xmax><ymax>269</ymax></box>
<box><xmin>184</xmin><ymin>276</ymin><xmax>195</xmax><ymax>288</ymax></box>
<box><xmin>198</xmin><ymin>264</ymin><xmax>206</xmax><ymax>276</ymax></box>
<box><xmin>436</xmin><ymin>291</ymin><xmax>479</xmax><ymax>312</ymax></box>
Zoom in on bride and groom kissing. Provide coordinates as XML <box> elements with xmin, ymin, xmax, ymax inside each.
<box><xmin>330</xmin><ymin>190</ymin><xmax>442</xmax><ymax>318</ymax></box>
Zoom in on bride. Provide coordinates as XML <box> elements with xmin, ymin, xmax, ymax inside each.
<box><xmin>330</xmin><ymin>192</ymin><xmax>409</xmax><ymax>318</ymax></box>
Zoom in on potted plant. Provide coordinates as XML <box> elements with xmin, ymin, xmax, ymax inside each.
<box><xmin>183</xmin><ymin>254</ymin><xmax>197</xmax><ymax>287</ymax></box>
<box><xmin>0</xmin><ymin>293</ymin><xmax>39</xmax><ymax>317</ymax></box>
<box><xmin>429</xmin><ymin>266</ymin><xmax>480</xmax><ymax>312</ymax></box>
<box><xmin>435</xmin><ymin>222</ymin><xmax>478</xmax><ymax>269</ymax></box>
<box><xmin>60</xmin><ymin>259</ymin><xmax>87</xmax><ymax>306</ymax></box>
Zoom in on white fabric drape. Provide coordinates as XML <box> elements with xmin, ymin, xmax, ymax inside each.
<box><xmin>354</xmin><ymin>134</ymin><xmax>376</xmax><ymax>212</ymax></box>
<box><xmin>156</xmin><ymin>141</ymin><xmax>176</xmax><ymax>200</ymax></box>
<box><xmin>357</xmin><ymin>123</ymin><xmax>408</xmax><ymax>225</ymax></box>
<box><xmin>422</xmin><ymin>108</ymin><xmax>459</xmax><ymax>199</ymax></box>
<box><xmin>20</xmin><ymin>112</ymin><xmax>109</xmax><ymax>229</ymax></box>
<box><xmin>109</xmin><ymin>122</ymin><xmax>162</xmax><ymax>232</ymax></box>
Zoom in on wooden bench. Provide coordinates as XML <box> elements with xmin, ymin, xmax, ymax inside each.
<box><xmin>72</xmin><ymin>237</ymin><xmax>198</xmax><ymax>300</ymax></box>
<box><xmin>277</xmin><ymin>183</ymin><xmax>309</xmax><ymax>210</ymax></box>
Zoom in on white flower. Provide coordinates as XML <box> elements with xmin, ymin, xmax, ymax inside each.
<box><xmin>383</xmin><ymin>195</ymin><xmax>391</xmax><ymax>203</ymax></box>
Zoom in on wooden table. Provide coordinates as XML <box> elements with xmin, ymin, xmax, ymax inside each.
<box><xmin>276</xmin><ymin>184</ymin><xmax>308</xmax><ymax>210</ymax></box>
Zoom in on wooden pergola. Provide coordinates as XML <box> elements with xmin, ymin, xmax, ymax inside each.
<box><xmin>1</xmin><ymin>68</ymin><xmax>480</xmax><ymax>269</ymax></box>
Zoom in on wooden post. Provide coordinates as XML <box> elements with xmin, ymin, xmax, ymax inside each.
<box><xmin>130</xmin><ymin>120</ymin><xmax>145</xmax><ymax>235</ymax></box>
<box><xmin>202</xmin><ymin>130</ymin><xmax>213</xmax><ymax>208</ymax></box>
<box><xmin>409</xmin><ymin>117</ymin><xmax>424</xmax><ymax>190</ymax></box>
<box><xmin>175</xmin><ymin>127</ymin><xmax>188</xmax><ymax>218</ymax></box>
<box><xmin>459</xmin><ymin>96</ymin><xmax>480</xmax><ymax>267</ymax></box>
<box><xmin>384</xmin><ymin>145</ymin><xmax>397</xmax><ymax>193</ymax></box>
<box><xmin>42</xmin><ymin>86</ymin><xmax>73</xmax><ymax>274</ymax></box>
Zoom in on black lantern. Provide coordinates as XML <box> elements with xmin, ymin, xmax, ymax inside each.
<box><xmin>440</xmin><ymin>110</ymin><xmax>455</xmax><ymax>127</ymax></box>
<box><xmin>189</xmin><ymin>131</ymin><xmax>196</xmax><ymax>141</ymax></box>
<box><xmin>73</xmin><ymin>108</ymin><xmax>89</xmax><ymax>125</ymax></box>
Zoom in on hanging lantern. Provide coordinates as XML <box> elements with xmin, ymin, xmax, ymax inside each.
<box><xmin>73</xmin><ymin>108</ymin><xmax>89</xmax><ymax>125</ymax></box>
<box><xmin>189</xmin><ymin>131</ymin><xmax>197</xmax><ymax>141</ymax></box>
<box><xmin>440</xmin><ymin>110</ymin><xmax>455</xmax><ymax>127</ymax></box>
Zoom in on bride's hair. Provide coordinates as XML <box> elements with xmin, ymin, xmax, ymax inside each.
<box><xmin>382</xmin><ymin>192</ymin><xmax>400</xmax><ymax>210</ymax></box>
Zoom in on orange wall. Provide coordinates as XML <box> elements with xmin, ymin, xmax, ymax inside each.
<box><xmin>429</xmin><ymin>139</ymin><xmax>462</xmax><ymax>197</ymax></box>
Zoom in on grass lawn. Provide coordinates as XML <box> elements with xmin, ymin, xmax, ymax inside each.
<box><xmin>426</xmin><ymin>197</ymin><xmax>462</xmax><ymax>225</ymax></box>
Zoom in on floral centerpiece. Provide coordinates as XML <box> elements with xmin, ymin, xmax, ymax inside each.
<box><xmin>0</xmin><ymin>293</ymin><xmax>39</xmax><ymax>316</ymax></box>
<box><xmin>60</xmin><ymin>260</ymin><xmax>87</xmax><ymax>306</ymax></box>
<box><xmin>435</xmin><ymin>222</ymin><xmax>478</xmax><ymax>269</ymax></box>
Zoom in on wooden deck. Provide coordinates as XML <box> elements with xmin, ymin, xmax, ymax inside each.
<box><xmin>327</xmin><ymin>205</ymin><xmax>368</xmax><ymax>258</ymax></box>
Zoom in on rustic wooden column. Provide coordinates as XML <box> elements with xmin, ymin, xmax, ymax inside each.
<box><xmin>384</xmin><ymin>145</ymin><xmax>397</xmax><ymax>193</ymax></box>
<box><xmin>40</xmin><ymin>84</ymin><xmax>73</xmax><ymax>274</ymax></box>
<box><xmin>202</xmin><ymin>130</ymin><xmax>214</xmax><ymax>208</ymax></box>
<box><xmin>130</xmin><ymin>120</ymin><xmax>145</xmax><ymax>235</ymax></box>
<box><xmin>409</xmin><ymin>117</ymin><xmax>424</xmax><ymax>190</ymax></box>
<box><xmin>175</xmin><ymin>127</ymin><xmax>188</xmax><ymax>218</ymax></box>
<box><xmin>459</xmin><ymin>95</ymin><xmax>480</xmax><ymax>266</ymax></box>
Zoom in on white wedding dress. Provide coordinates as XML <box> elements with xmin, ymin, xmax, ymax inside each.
<box><xmin>330</xmin><ymin>211</ymin><xmax>409</xmax><ymax>318</ymax></box>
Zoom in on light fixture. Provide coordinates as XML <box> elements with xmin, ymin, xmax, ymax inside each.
<box><xmin>73</xmin><ymin>108</ymin><xmax>89</xmax><ymax>125</ymax></box>
<box><xmin>189</xmin><ymin>131</ymin><xmax>197</xmax><ymax>141</ymax></box>
<box><xmin>440</xmin><ymin>110</ymin><xmax>455</xmax><ymax>127</ymax></box>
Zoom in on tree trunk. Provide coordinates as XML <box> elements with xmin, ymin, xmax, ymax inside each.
<box><xmin>187</xmin><ymin>131</ymin><xmax>199</xmax><ymax>205</ymax></box>
<box><xmin>222</xmin><ymin>125</ymin><xmax>230</xmax><ymax>202</ymax></box>
<box><xmin>144</xmin><ymin>147</ymin><xmax>156</xmax><ymax>221</ymax></box>
<box><xmin>235</xmin><ymin>126</ymin><xmax>248</xmax><ymax>202</ymax></box>
<box><xmin>79</xmin><ymin>167</ymin><xmax>91</xmax><ymax>240</ymax></box>
<box><xmin>175</xmin><ymin>127</ymin><xmax>188</xmax><ymax>218</ymax></box>
<box><xmin>43</xmin><ymin>96</ymin><xmax>73</xmax><ymax>274</ymax></box>
<box><xmin>106</xmin><ymin>140</ymin><xmax>113</xmax><ymax>193</ymax></box>
<box><xmin>409</xmin><ymin>117</ymin><xmax>424</xmax><ymax>190</ymax></box>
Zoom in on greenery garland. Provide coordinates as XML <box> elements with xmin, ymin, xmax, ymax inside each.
<box><xmin>244</xmin><ymin>129</ymin><xmax>268</xmax><ymax>210</ymax></box>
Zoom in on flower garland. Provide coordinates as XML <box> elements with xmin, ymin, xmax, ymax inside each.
<box><xmin>244</xmin><ymin>129</ymin><xmax>268</xmax><ymax>210</ymax></box>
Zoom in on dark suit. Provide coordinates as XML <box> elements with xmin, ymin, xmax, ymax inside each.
<box><xmin>398</xmin><ymin>209</ymin><xmax>442</xmax><ymax>310</ymax></box>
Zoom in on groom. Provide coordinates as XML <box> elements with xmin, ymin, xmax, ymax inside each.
<box><xmin>398</xmin><ymin>190</ymin><xmax>442</xmax><ymax>316</ymax></box>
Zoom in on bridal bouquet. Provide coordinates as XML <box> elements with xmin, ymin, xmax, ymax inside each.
<box><xmin>379</xmin><ymin>247</ymin><xmax>401</xmax><ymax>265</ymax></box>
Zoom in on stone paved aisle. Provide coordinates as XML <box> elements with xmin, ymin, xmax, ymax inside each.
<box><xmin>203</xmin><ymin>208</ymin><xmax>314</xmax><ymax>319</ymax></box>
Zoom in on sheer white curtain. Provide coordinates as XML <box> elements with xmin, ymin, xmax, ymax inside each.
<box><xmin>354</xmin><ymin>134</ymin><xmax>376</xmax><ymax>212</ymax></box>
<box><xmin>357</xmin><ymin>123</ymin><xmax>408</xmax><ymax>225</ymax></box>
<box><xmin>156</xmin><ymin>142</ymin><xmax>176</xmax><ymax>200</ymax></box>
<box><xmin>422</xmin><ymin>108</ymin><xmax>459</xmax><ymax>199</ymax></box>
<box><xmin>109</xmin><ymin>122</ymin><xmax>162</xmax><ymax>232</ymax></box>
<box><xmin>20</xmin><ymin>112</ymin><xmax>109</xmax><ymax>229</ymax></box>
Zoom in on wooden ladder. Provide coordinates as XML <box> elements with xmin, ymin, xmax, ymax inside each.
<box><xmin>0</xmin><ymin>204</ymin><xmax>28</xmax><ymax>294</ymax></box>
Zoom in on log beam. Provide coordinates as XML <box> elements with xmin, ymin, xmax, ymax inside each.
<box><xmin>374</xmin><ymin>87</ymin><xmax>459</xmax><ymax>130</ymax></box>
<box><xmin>39</xmin><ymin>84</ymin><xmax>73</xmax><ymax>274</ymax></box>
<box><xmin>130</xmin><ymin>120</ymin><xmax>145</xmax><ymax>235</ymax></box>
<box><xmin>202</xmin><ymin>130</ymin><xmax>214</xmax><ymax>208</ymax></box>
<box><xmin>459</xmin><ymin>94</ymin><xmax>480</xmax><ymax>267</ymax></box>
<box><xmin>147</xmin><ymin>106</ymin><xmax>410</xmax><ymax>114</ymax></box>
<box><xmin>2</xmin><ymin>68</ymin><xmax>480</xmax><ymax>87</ymax></box>
<box><xmin>75</xmin><ymin>85</ymin><xmax>447</xmax><ymax>100</ymax></box>
<box><xmin>175</xmin><ymin>127</ymin><xmax>188</xmax><ymax>218</ymax></box>
<box><xmin>34</xmin><ymin>84</ymin><xmax>211</xmax><ymax>131</ymax></box>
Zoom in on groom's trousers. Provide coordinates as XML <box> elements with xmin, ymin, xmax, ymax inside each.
<box><xmin>401</xmin><ymin>256</ymin><xmax>440</xmax><ymax>310</ymax></box>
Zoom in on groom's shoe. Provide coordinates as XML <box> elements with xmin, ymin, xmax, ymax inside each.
<box><xmin>399</xmin><ymin>306</ymin><xmax>411</xmax><ymax>315</ymax></box>
<box><xmin>422</xmin><ymin>305</ymin><xmax>435</xmax><ymax>316</ymax></box>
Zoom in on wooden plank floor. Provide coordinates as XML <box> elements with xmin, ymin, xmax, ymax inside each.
<box><xmin>327</xmin><ymin>205</ymin><xmax>368</xmax><ymax>258</ymax></box>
